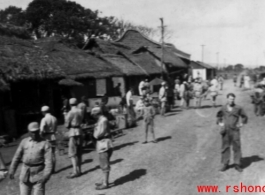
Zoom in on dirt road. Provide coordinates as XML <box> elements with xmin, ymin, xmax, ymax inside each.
<box><xmin>1</xmin><ymin>80</ymin><xmax>265</xmax><ymax>195</ymax></box>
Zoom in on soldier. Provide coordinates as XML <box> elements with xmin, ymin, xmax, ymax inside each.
<box><xmin>94</xmin><ymin>106</ymin><xmax>113</xmax><ymax>190</ymax></box>
<box><xmin>142</xmin><ymin>99</ymin><xmax>157</xmax><ymax>144</ymax></box>
<box><xmin>65</xmin><ymin>98</ymin><xmax>83</xmax><ymax>178</ymax></box>
<box><xmin>40</xmin><ymin>106</ymin><xmax>57</xmax><ymax>174</ymax></box>
<box><xmin>78</xmin><ymin>96</ymin><xmax>88</xmax><ymax>124</ymax></box>
<box><xmin>216</xmin><ymin>93</ymin><xmax>248</xmax><ymax>172</ymax></box>
<box><xmin>9</xmin><ymin>122</ymin><xmax>52</xmax><ymax>195</ymax></box>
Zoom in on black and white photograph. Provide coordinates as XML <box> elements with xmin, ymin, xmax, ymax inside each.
<box><xmin>0</xmin><ymin>0</ymin><xmax>265</xmax><ymax>194</ymax></box>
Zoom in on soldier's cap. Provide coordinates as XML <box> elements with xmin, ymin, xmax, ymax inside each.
<box><xmin>28</xmin><ymin>122</ymin><xmax>40</xmax><ymax>132</ymax></box>
<box><xmin>41</xmin><ymin>106</ymin><xmax>49</xmax><ymax>112</ymax></box>
<box><xmin>69</xmin><ymin>98</ymin><xmax>77</xmax><ymax>105</ymax></box>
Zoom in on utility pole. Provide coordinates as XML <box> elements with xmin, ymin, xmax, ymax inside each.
<box><xmin>201</xmin><ymin>45</ymin><xmax>205</xmax><ymax>63</ymax></box>
<box><xmin>160</xmin><ymin>18</ymin><xmax>165</xmax><ymax>80</ymax></box>
<box><xmin>216</xmin><ymin>52</ymin><xmax>219</xmax><ymax>70</ymax></box>
<box><xmin>224</xmin><ymin>58</ymin><xmax>226</xmax><ymax>68</ymax></box>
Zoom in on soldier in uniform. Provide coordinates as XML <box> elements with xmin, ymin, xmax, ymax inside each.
<box><xmin>40</xmin><ymin>106</ymin><xmax>57</xmax><ymax>174</ymax></box>
<box><xmin>9</xmin><ymin>122</ymin><xmax>52</xmax><ymax>195</ymax></box>
<box><xmin>65</xmin><ymin>98</ymin><xmax>83</xmax><ymax>178</ymax></box>
<box><xmin>216</xmin><ymin>93</ymin><xmax>248</xmax><ymax>172</ymax></box>
<box><xmin>94</xmin><ymin>106</ymin><xmax>113</xmax><ymax>190</ymax></box>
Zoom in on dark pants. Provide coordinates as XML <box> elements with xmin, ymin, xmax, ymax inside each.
<box><xmin>254</xmin><ymin>103</ymin><xmax>262</xmax><ymax>116</ymax></box>
<box><xmin>221</xmin><ymin>129</ymin><xmax>241</xmax><ymax>165</ymax></box>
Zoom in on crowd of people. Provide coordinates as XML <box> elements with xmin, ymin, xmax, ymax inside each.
<box><xmin>2</xmin><ymin>73</ymin><xmax>247</xmax><ymax>195</ymax></box>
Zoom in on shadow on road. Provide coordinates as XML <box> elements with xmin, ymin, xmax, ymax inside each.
<box><xmin>55</xmin><ymin>159</ymin><xmax>93</xmax><ymax>174</ymax></box>
<box><xmin>156</xmin><ymin>136</ymin><xmax>172</xmax><ymax>143</ymax></box>
<box><xmin>241</xmin><ymin>155</ymin><xmax>264</xmax><ymax>169</ymax></box>
<box><xmin>81</xmin><ymin>158</ymin><xmax>124</xmax><ymax>176</ymax></box>
<box><xmin>113</xmin><ymin>169</ymin><xmax>146</xmax><ymax>187</ymax></box>
<box><xmin>199</xmin><ymin>105</ymin><xmax>222</xmax><ymax>109</ymax></box>
<box><xmin>113</xmin><ymin>141</ymin><xmax>138</xmax><ymax>151</ymax></box>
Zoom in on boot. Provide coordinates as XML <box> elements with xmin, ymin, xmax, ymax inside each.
<box><xmin>235</xmin><ymin>165</ymin><xmax>243</xmax><ymax>172</ymax></box>
<box><xmin>219</xmin><ymin>164</ymin><xmax>228</xmax><ymax>172</ymax></box>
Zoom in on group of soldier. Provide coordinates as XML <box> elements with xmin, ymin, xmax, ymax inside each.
<box><xmin>8</xmin><ymin>96</ymin><xmax>113</xmax><ymax>194</ymax></box>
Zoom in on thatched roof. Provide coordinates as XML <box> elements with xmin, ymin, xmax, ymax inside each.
<box><xmin>101</xmin><ymin>54</ymin><xmax>145</xmax><ymax>76</ymax></box>
<box><xmin>85</xmin><ymin>38</ymin><xmax>132</xmax><ymax>54</ymax></box>
<box><xmin>125</xmin><ymin>53</ymin><xmax>162</xmax><ymax>75</ymax></box>
<box><xmin>196</xmin><ymin>61</ymin><xmax>216</xmax><ymax>69</ymax></box>
<box><xmin>132</xmin><ymin>46</ymin><xmax>187</xmax><ymax>68</ymax></box>
<box><xmin>37</xmin><ymin>38</ymin><xmax>123</xmax><ymax>79</ymax></box>
<box><xmin>58</xmin><ymin>79</ymin><xmax>84</xmax><ymax>87</ymax></box>
<box><xmin>115</xmin><ymin>30</ymin><xmax>190</xmax><ymax>61</ymax></box>
<box><xmin>190</xmin><ymin>61</ymin><xmax>204</xmax><ymax>69</ymax></box>
<box><xmin>0</xmin><ymin>35</ymin><xmax>65</xmax><ymax>83</ymax></box>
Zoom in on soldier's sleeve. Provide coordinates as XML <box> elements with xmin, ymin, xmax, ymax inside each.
<box><xmin>9</xmin><ymin>139</ymin><xmax>25</xmax><ymax>175</ymax></box>
<box><xmin>240</xmin><ymin>107</ymin><xmax>248</xmax><ymax>124</ymax></box>
<box><xmin>43</xmin><ymin>142</ymin><xmax>53</xmax><ymax>179</ymax></box>
<box><xmin>216</xmin><ymin>107</ymin><xmax>224</xmax><ymax>124</ymax></box>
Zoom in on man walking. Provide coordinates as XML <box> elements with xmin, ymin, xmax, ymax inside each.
<box><xmin>40</xmin><ymin>106</ymin><xmax>57</xmax><ymax>174</ymax></box>
<box><xmin>218</xmin><ymin>75</ymin><xmax>224</xmax><ymax>90</ymax></box>
<box><xmin>193</xmin><ymin>79</ymin><xmax>204</xmax><ymax>109</ymax></box>
<box><xmin>65</xmin><ymin>98</ymin><xmax>83</xmax><ymax>178</ymax></box>
<box><xmin>216</xmin><ymin>93</ymin><xmax>248</xmax><ymax>172</ymax></box>
<box><xmin>9</xmin><ymin>122</ymin><xmax>52</xmax><ymax>195</ymax></box>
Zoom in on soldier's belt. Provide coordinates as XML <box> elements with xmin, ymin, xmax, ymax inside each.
<box><xmin>24</xmin><ymin>162</ymin><xmax>44</xmax><ymax>167</ymax></box>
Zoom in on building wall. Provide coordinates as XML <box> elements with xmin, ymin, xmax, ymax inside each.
<box><xmin>112</xmin><ymin>77</ymin><xmax>126</xmax><ymax>96</ymax></box>
<box><xmin>192</xmin><ymin>69</ymin><xmax>206</xmax><ymax>80</ymax></box>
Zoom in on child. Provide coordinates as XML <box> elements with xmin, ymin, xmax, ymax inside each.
<box><xmin>142</xmin><ymin>99</ymin><xmax>157</xmax><ymax>144</ymax></box>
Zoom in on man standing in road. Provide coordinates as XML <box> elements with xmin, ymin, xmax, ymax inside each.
<box><xmin>218</xmin><ymin>75</ymin><xmax>224</xmax><ymax>90</ymax></box>
<box><xmin>94</xmin><ymin>106</ymin><xmax>113</xmax><ymax>190</ymax></box>
<box><xmin>40</xmin><ymin>106</ymin><xmax>57</xmax><ymax>174</ymax></box>
<box><xmin>159</xmin><ymin>82</ymin><xmax>167</xmax><ymax>116</ymax></box>
<box><xmin>65</xmin><ymin>98</ymin><xmax>83</xmax><ymax>178</ymax></box>
<box><xmin>216</xmin><ymin>93</ymin><xmax>248</xmax><ymax>172</ymax></box>
<box><xmin>9</xmin><ymin>122</ymin><xmax>52</xmax><ymax>195</ymax></box>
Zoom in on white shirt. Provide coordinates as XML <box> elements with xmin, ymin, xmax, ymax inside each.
<box><xmin>135</xmin><ymin>99</ymin><xmax>144</xmax><ymax>111</ymax></box>
<box><xmin>40</xmin><ymin>113</ymin><xmax>57</xmax><ymax>134</ymax></box>
<box><xmin>126</xmin><ymin>90</ymin><xmax>132</xmax><ymax>106</ymax></box>
<box><xmin>175</xmin><ymin>84</ymin><xmax>180</xmax><ymax>91</ymax></box>
<box><xmin>138</xmin><ymin>81</ymin><xmax>145</xmax><ymax>95</ymax></box>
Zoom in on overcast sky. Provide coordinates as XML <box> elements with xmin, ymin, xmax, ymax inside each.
<box><xmin>1</xmin><ymin>0</ymin><xmax>265</xmax><ymax>67</ymax></box>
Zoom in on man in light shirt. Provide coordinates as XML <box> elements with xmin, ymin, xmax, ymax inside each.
<box><xmin>40</xmin><ymin>106</ymin><xmax>57</xmax><ymax>173</ymax></box>
<box><xmin>159</xmin><ymin>82</ymin><xmax>167</xmax><ymax>116</ymax></box>
<box><xmin>126</xmin><ymin>87</ymin><xmax>133</xmax><ymax>107</ymax></box>
<box><xmin>93</xmin><ymin>106</ymin><xmax>113</xmax><ymax>190</ymax></box>
<box><xmin>65</xmin><ymin>98</ymin><xmax>83</xmax><ymax>178</ymax></box>
<box><xmin>135</xmin><ymin>96</ymin><xmax>145</xmax><ymax>119</ymax></box>
<box><xmin>138</xmin><ymin>80</ymin><xmax>145</xmax><ymax>96</ymax></box>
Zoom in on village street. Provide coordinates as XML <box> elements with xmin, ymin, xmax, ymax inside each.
<box><xmin>1</xmin><ymin>79</ymin><xmax>265</xmax><ymax>195</ymax></box>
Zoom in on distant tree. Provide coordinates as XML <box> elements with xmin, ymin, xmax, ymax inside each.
<box><xmin>234</xmin><ymin>64</ymin><xmax>244</xmax><ymax>71</ymax></box>
<box><xmin>225</xmin><ymin>65</ymin><xmax>234</xmax><ymax>71</ymax></box>
<box><xmin>0</xmin><ymin>6</ymin><xmax>26</xmax><ymax>26</ymax></box>
<box><xmin>258</xmin><ymin>66</ymin><xmax>265</xmax><ymax>71</ymax></box>
<box><xmin>25</xmin><ymin>0</ymin><xmax>116</xmax><ymax>46</ymax></box>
